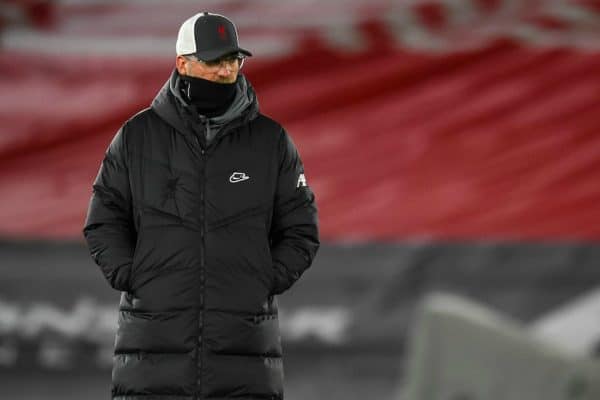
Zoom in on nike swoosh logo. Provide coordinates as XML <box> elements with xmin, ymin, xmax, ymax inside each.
<box><xmin>229</xmin><ymin>172</ymin><xmax>250</xmax><ymax>183</ymax></box>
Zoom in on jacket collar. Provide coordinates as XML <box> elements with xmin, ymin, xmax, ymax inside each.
<box><xmin>151</xmin><ymin>69</ymin><xmax>259</xmax><ymax>146</ymax></box>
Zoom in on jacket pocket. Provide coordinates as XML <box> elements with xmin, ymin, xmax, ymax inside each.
<box><xmin>204</xmin><ymin>310</ymin><xmax>282</xmax><ymax>357</ymax></box>
<box><xmin>114</xmin><ymin>308</ymin><xmax>196</xmax><ymax>353</ymax></box>
<box><xmin>128</xmin><ymin>221</ymin><xmax>144</xmax><ymax>292</ymax></box>
<box><xmin>263</xmin><ymin>234</ymin><xmax>276</xmax><ymax>295</ymax></box>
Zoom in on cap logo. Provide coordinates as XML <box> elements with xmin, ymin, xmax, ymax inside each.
<box><xmin>217</xmin><ymin>25</ymin><xmax>227</xmax><ymax>40</ymax></box>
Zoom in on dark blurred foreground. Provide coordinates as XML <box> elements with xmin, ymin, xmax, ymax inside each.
<box><xmin>1</xmin><ymin>351</ymin><xmax>402</xmax><ymax>400</ymax></box>
<box><xmin>2</xmin><ymin>240</ymin><xmax>600</xmax><ymax>399</ymax></box>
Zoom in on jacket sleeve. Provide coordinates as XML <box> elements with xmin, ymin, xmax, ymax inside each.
<box><xmin>269</xmin><ymin>128</ymin><xmax>320</xmax><ymax>295</ymax></box>
<box><xmin>82</xmin><ymin>125</ymin><xmax>136</xmax><ymax>292</ymax></box>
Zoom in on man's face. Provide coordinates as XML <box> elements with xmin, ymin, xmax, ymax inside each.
<box><xmin>176</xmin><ymin>53</ymin><xmax>243</xmax><ymax>84</ymax></box>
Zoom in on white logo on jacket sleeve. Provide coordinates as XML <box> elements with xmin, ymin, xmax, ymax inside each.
<box><xmin>297</xmin><ymin>173</ymin><xmax>307</xmax><ymax>188</ymax></box>
<box><xmin>229</xmin><ymin>172</ymin><xmax>250</xmax><ymax>183</ymax></box>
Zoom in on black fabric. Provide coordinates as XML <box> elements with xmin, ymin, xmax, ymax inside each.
<box><xmin>180</xmin><ymin>74</ymin><xmax>237</xmax><ymax>118</ymax></box>
<box><xmin>192</xmin><ymin>13</ymin><xmax>252</xmax><ymax>61</ymax></box>
<box><xmin>82</xmin><ymin>70</ymin><xmax>320</xmax><ymax>399</ymax></box>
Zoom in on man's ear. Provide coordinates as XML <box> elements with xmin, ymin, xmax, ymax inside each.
<box><xmin>175</xmin><ymin>55</ymin><xmax>188</xmax><ymax>75</ymax></box>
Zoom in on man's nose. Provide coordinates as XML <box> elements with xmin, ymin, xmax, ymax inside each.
<box><xmin>217</xmin><ymin>63</ymin><xmax>234</xmax><ymax>76</ymax></box>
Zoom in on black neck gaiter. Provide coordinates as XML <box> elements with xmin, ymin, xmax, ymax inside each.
<box><xmin>180</xmin><ymin>74</ymin><xmax>237</xmax><ymax>118</ymax></box>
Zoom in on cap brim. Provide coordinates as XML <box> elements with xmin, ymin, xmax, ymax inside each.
<box><xmin>194</xmin><ymin>46</ymin><xmax>252</xmax><ymax>61</ymax></box>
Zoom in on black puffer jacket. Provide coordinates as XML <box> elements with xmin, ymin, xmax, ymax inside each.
<box><xmin>83</xmin><ymin>69</ymin><xmax>320</xmax><ymax>400</ymax></box>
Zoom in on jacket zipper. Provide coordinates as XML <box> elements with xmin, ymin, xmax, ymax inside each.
<box><xmin>194</xmin><ymin>127</ymin><xmax>207</xmax><ymax>400</ymax></box>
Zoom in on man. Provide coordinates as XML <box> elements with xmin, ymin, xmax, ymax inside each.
<box><xmin>83</xmin><ymin>12</ymin><xmax>320</xmax><ymax>400</ymax></box>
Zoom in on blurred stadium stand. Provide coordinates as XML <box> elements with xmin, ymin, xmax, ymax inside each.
<box><xmin>1</xmin><ymin>1</ymin><xmax>600</xmax><ymax>399</ymax></box>
<box><xmin>2</xmin><ymin>0</ymin><xmax>600</xmax><ymax>240</ymax></box>
<box><xmin>402</xmin><ymin>293</ymin><xmax>600</xmax><ymax>400</ymax></box>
